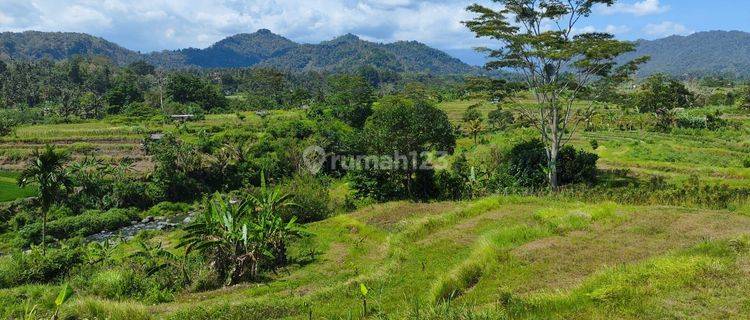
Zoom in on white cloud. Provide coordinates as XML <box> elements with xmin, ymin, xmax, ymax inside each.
<box><xmin>0</xmin><ymin>12</ymin><xmax>14</xmax><ymax>25</ymax></box>
<box><xmin>0</xmin><ymin>0</ymin><xmax>493</xmax><ymax>53</ymax></box>
<box><xmin>643</xmin><ymin>21</ymin><xmax>693</xmax><ymax>37</ymax></box>
<box><xmin>598</xmin><ymin>0</ymin><xmax>669</xmax><ymax>16</ymax></box>
<box><xmin>575</xmin><ymin>24</ymin><xmax>631</xmax><ymax>35</ymax></box>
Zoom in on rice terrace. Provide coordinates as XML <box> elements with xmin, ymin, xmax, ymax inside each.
<box><xmin>1</xmin><ymin>0</ymin><xmax>750</xmax><ymax>319</ymax></box>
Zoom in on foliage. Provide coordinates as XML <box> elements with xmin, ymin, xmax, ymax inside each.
<box><xmin>506</xmin><ymin>140</ymin><xmax>599</xmax><ymax>189</ymax></box>
<box><xmin>166</xmin><ymin>73</ymin><xmax>228</xmax><ymax>111</ymax></box>
<box><xmin>0</xmin><ymin>242</ymin><xmax>84</xmax><ymax>288</ymax></box>
<box><xmin>18</xmin><ymin>145</ymin><xmax>72</xmax><ymax>250</ymax></box>
<box><xmin>280</xmin><ymin>174</ymin><xmax>331</xmax><ymax>223</ymax></box>
<box><xmin>634</xmin><ymin>74</ymin><xmax>696</xmax><ymax>113</ymax></box>
<box><xmin>179</xmin><ymin>187</ymin><xmax>305</xmax><ymax>285</ymax></box>
<box><xmin>357</xmin><ymin>95</ymin><xmax>455</xmax><ymax>199</ymax></box>
<box><xmin>464</xmin><ymin>0</ymin><xmax>645</xmax><ymax>188</ymax></box>
<box><xmin>487</xmin><ymin>107</ymin><xmax>514</xmax><ymax>131</ymax></box>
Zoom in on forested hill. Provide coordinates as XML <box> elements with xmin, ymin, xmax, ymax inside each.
<box><xmin>0</xmin><ymin>31</ymin><xmax>141</xmax><ymax>64</ymax></box>
<box><xmin>619</xmin><ymin>30</ymin><xmax>750</xmax><ymax>78</ymax></box>
<box><xmin>0</xmin><ymin>29</ymin><xmax>475</xmax><ymax>75</ymax></box>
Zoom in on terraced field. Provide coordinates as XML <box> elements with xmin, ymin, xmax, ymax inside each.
<box><xmin>7</xmin><ymin>196</ymin><xmax>748</xmax><ymax>319</ymax></box>
<box><xmin>442</xmin><ymin>101</ymin><xmax>750</xmax><ymax>188</ymax></box>
<box><xmin>0</xmin><ymin>112</ymin><xmax>267</xmax><ymax>172</ymax></box>
<box><xmin>0</xmin><ymin>171</ymin><xmax>35</xmax><ymax>202</ymax></box>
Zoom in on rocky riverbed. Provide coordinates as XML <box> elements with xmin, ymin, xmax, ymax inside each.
<box><xmin>87</xmin><ymin>212</ymin><xmax>197</xmax><ymax>242</ymax></box>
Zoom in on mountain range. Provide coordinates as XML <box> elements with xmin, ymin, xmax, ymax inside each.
<box><xmin>3</xmin><ymin>29</ymin><xmax>750</xmax><ymax>78</ymax></box>
<box><xmin>617</xmin><ymin>30</ymin><xmax>750</xmax><ymax>78</ymax></box>
<box><xmin>0</xmin><ymin>29</ymin><xmax>475</xmax><ymax>75</ymax></box>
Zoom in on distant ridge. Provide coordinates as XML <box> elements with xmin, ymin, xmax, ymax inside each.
<box><xmin>619</xmin><ymin>30</ymin><xmax>750</xmax><ymax>78</ymax></box>
<box><xmin>0</xmin><ymin>29</ymin><xmax>475</xmax><ymax>75</ymax></box>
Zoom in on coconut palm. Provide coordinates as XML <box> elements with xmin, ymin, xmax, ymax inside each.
<box><xmin>464</xmin><ymin>119</ymin><xmax>485</xmax><ymax>145</ymax></box>
<box><xmin>18</xmin><ymin>145</ymin><xmax>71</xmax><ymax>251</ymax></box>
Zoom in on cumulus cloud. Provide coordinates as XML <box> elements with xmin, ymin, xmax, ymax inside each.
<box><xmin>598</xmin><ymin>0</ymin><xmax>669</xmax><ymax>16</ymax></box>
<box><xmin>575</xmin><ymin>24</ymin><xmax>631</xmax><ymax>36</ymax></box>
<box><xmin>643</xmin><ymin>21</ymin><xmax>693</xmax><ymax>37</ymax></box>
<box><xmin>0</xmin><ymin>0</ymin><xmax>492</xmax><ymax>53</ymax></box>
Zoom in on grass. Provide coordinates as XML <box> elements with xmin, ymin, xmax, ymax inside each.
<box><xmin>440</xmin><ymin>98</ymin><xmax>750</xmax><ymax>189</ymax></box>
<box><xmin>8</xmin><ymin>195</ymin><xmax>750</xmax><ymax>319</ymax></box>
<box><xmin>0</xmin><ymin>171</ymin><xmax>35</xmax><ymax>202</ymax></box>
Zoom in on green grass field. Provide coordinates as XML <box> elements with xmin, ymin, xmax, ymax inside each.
<box><xmin>0</xmin><ymin>171</ymin><xmax>35</xmax><ymax>202</ymax></box>
<box><xmin>4</xmin><ymin>196</ymin><xmax>748</xmax><ymax>319</ymax></box>
<box><xmin>441</xmin><ymin>100</ymin><xmax>750</xmax><ymax>188</ymax></box>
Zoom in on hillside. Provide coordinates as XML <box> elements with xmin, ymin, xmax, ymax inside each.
<box><xmin>0</xmin><ymin>31</ymin><xmax>140</xmax><ymax>64</ymax></box>
<box><xmin>0</xmin><ymin>30</ymin><xmax>475</xmax><ymax>74</ymax></box>
<box><xmin>621</xmin><ymin>30</ymin><xmax>750</xmax><ymax>78</ymax></box>
<box><xmin>3</xmin><ymin>196</ymin><xmax>750</xmax><ymax>318</ymax></box>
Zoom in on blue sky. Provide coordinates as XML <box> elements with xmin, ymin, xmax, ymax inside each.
<box><xmin>0</xmin><ymin>0</ymin><xmax>748</xmax><ymax>65</ymax></box>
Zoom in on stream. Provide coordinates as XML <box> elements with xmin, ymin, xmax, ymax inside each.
<box><xmin>86</xmin><ymin>212</ymin><xmax>197</xmax><ymax>242</ymax></box>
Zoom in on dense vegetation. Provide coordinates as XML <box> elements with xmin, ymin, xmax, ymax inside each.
<box><xmin>1</xmin><ymin>3</ymin><xmax>750</xmax><ymax>318</ymax></box>
<box><xmin>0</xmin><ymin>30</ymin><xmax>475</xmax><ymax>74</ymax></box>
<box><xmin>617</xmin><ymin>30</ymin><xmax>750</xmax><ymax>78</ymax></box>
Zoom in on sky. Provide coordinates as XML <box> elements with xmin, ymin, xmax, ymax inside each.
<box><xmin>0</xmin><ymin>0</ymin><xmax>748</xmax><ymax>65</ymax></box>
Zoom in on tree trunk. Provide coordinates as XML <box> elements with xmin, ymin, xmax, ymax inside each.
<box><xmin>41</xmin><ymin>210</ymin><xmax>47</xmax><ymax>253</ymax></box>
<box><xmin>548</xmin><ymin>143</ymin><xmax>559</xmax><ymax>190</ymax></box>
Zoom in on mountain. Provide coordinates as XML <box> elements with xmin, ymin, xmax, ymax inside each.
<box><xmin>0</xmin><ymin>30</ymin><xmax>475</xmax><ymax>75</ymax></box>
<box><xmin>145</xmin><ymin>29</ymin><xmax>298</xmax><ymax>69</ymax></box>
<box><xmin>620</xmin><ymin>30</ymin><xmax>750</xmax><ymax>78</ymax></box>
<box><xmin>0</xmin><ymin>31</ymin><xmax>140</xmax><ymax>64</ymax></box>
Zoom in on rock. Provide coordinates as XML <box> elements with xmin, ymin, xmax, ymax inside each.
<box><xmin>142</xmin><ymin>216</ymin><xmax>154</xmax><ymax>223</ymax></box>
<box><xmin>183</xmin><ymin>217</ymin><xmax>193</xmax><ymax>224</ymax></box>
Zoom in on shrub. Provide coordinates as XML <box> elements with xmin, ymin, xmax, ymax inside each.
<box><xmin>0</xmin><ymin>244</ymin><xmax>85</xmax><ymax>288</ymax></box>
<box><xmin>557</xmin><ymin>146</ymin><xmax>599</xmax><ymax>186</ymax></box>
<box><xmin>505</xmin><ymin>140</ymin><xmax>598</xmax><ymax>189</ymax></box>
<box><xmin>280</xmin><ymin>174</ymin><xmax>331</xmax><ymax>223</ymax></box>
<box><xmin>19</xmin><ymin>208</ymin><xmax>139</xmax><ymax>246</ymax></box>
<box><xmin>590</xmin><ymin>139</ymin><xmax>599</xmax><ymax>150</ymax></box>
<box><xmin>506</xmin><ymin>140</ymin><xmax>549</xmax><ymax>188</ymax></box>
<box><xmin>743</xmin><ymin>158</ymin><xmax>750</xmax><ymax>168</ymax></box>
<box><xmin>145</xmin><ymin>202</ymin><xmax>191</xmax><ymax>218</ymax></box>
<box><xmin>0</xmin><ymin>118</ymin><xmax>16</xmax><ymax>137</ymax></box>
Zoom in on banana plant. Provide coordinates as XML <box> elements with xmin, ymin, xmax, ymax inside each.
<box><xmin>359</xmin><ymin>283</ymin><xmax>369</xmax><ymax>317</ymax></box>
<box><xmin>51</xmin><ymin>283</ymin><xmax>73</xmax><ymax>320</ymax></box>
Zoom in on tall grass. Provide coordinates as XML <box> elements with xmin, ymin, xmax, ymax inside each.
<box><xmin>430</xmin><ymin>225</ymin><xmax>550</xmax><ymax>303</ymax></box>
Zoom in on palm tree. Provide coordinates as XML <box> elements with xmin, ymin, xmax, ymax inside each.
<box><xmin>18</xmin><ymin>145</ymin><xmax>71</xmax><ymax>252</ymax></box>
<box><xmin>464</xmin><ymin>119</ymin><xmax>485</xmax><ymax>145</ymax></box>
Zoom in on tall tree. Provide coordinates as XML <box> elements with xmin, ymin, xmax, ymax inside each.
<box><xmin>464</xmin><ymin>0</ymin><xmax>647</xmax><ymax>189</ymax></box>
<box><xmin>18</xmin><ymin>145</ymin><xmax>72</xmax><ymax>252</ymax></box>
<box><xmin>362</xmin><ymin>95</ymin><xmax>455</xmax><ymax>198</ymax></box>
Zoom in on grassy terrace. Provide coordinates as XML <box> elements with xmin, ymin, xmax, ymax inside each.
<box><xmin>0</xmin><ymin>171</ymin><xmax>35</xmax><ymax>202</ymax></box>
<box><xmin>3</xmin><ymin>196</ymin><xmax>749</xmax><ymax>318</ymax></box>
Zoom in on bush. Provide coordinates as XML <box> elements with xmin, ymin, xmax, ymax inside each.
<box><xmin>280</xmin><ymin>174</ymin><xmax>331</xmax><ymax>223</ymax></box>
<box><xmin>145</xmin><ymin>202</ymin><xmax>191</xmax><ymax>218</ymax></box>
<box><xmin>19</xmin><ymin>208</ymin><xmax>139</xmax><ymax>246</ymax></box>
<box><xmin>590</xmin><ymin>139</ymin><xmax>599</xmax><ymax>150</ymax></box>
<box><xmin>505</xmin><ymin>140</ymin><xmax>598</xmax><ymax>189</ymax></box>
<box><xmin>557</xmin><ymin>146</ymin><xmax>599</xmax><ymax>186</ymax></box>
<box><xmin>743</xmin><ymin>158</ymin><xmax>750</xmax><ymax>169</ymax></box>
<box><xmin>0</xmin><ymin>244</ymin><xmax>85</xmax><ymax>288</ymax></box>
<box><xmin>0</xmin><ymin>118</ymin><xmax>16</xmax><ymax>137</ymax></box>
<box><xmin>506</xmin><ymin>140</ymin><xmax>549</xmax><ymax>188</ymax></box>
